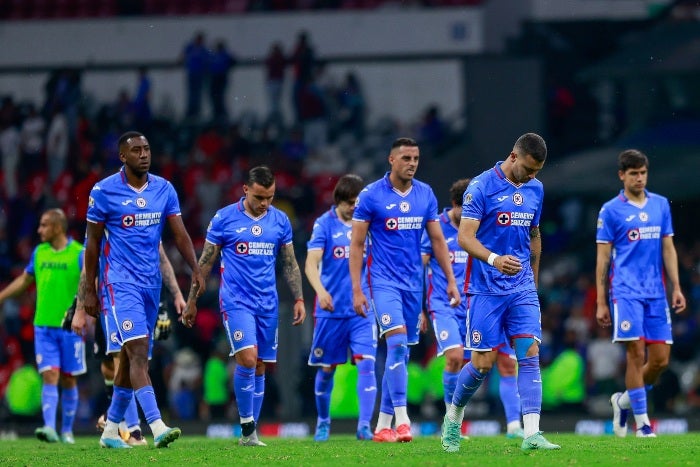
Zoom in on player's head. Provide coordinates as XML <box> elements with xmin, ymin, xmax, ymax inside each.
<box><xmin>389</xmin><ymin>137</ymin><xmax>419</xmax><ymax>184</ymax></box>
<box><xmin>448</xmin><ymin>178</ymin><xmax>470</xmax><ymax>225</ymax></box>
<box><xmin>333</xmin><ymin>174</ymin><xmax>364</xmax><ymax>221</ymax></box>
<box><xmin>618</xmin><ymin>149</ymin><xmax>648</xmax><ymax>196</ymax></box>
<box><xmin>508</xmin><ymin>132</ymin><xmax>547</xmax><ymax>184</ymax></box>
<box><xmin>244</xmin><ymin>165</ymin><xmax>276</xmax><ymax>217</ymax></box>
<box><xmin>118</xmin><ymin>131</ymin><xmax>150</xmax><ymax>177</ymax></box>
<box><xmin>38</xmin><ymin>208</ymin><xmax>67</xmax><ymax>244</ymax></box>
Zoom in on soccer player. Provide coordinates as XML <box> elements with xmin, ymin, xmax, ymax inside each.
<box><xmin>595</xmin><ymin>149</ymin><xmax>686</xmax><ymax>438</ymax></box>
<box><xmin>182</xmin><ymin>165</ymin><xmax>306</xmax><ymax>447</ymax></box>
<box><xmin>350</xmin><ymin>137</ymin><xmax>460</xmax><ymax>443</ymax></box>
<box><xmin>0</xmin><ymin>208</ymin><xmax>85</xmax><ymax>444</ymax></box>
<box><xmin>421</xmin><ymin>179</ymin><xmax>523</xmax><ymax>439</ymax></box>
<box><xmin>81</xmin><ymin>131</ymin><xmax>204</xmax><ymax>449</ymax></box>
<box><xmin>72</xmin><ymin>243</ymin><xmax>186</xmax><ymax>446</ymax></box>
<box><xmin>305</xmin><ymin>174</ymin><xmax>377</xmax><ymax>442</ymax></box>
<box><xmin>441</xmin><ymin>133</ymin><xmax>560</xmax><ymax>453</ymax></box>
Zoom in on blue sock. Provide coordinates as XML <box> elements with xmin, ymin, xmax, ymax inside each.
<box><xmin>253</xmin><ymin>374</ymin><xmax>265</xmax><ymax>423</ymax></box>
<box><xmin>628</xmin><ymin>386</ymin><xmax>647</xmax><ymax>416</ymax></box>
<box><xmin>452</xmin><ymin>362</ymin><xmax>485</xmax><ymax>407</ymax></box>
<box><xmin>41</xmin><ymin>383</ymin><xmax>59</xmax><ymax>430</ymax></box>
<box><xmin>134</xmin><ymin>386</ymin><xmax>161</xmax><ymax>424</ymax></box>
<box><xmin>315</xmin><ymin>369</ymin><xmax>334</xmax><ymax>422</ymax></box>
<box><xmin>499</xmin><ymin>375</ymin><xmax>521</xmax><ymax>424</ymax></box>
<box><xmin>124</xmin><ymin>394</ymin><xmax>140</xmax><ymax>429</ymax></box>
<box><xmin>234</xmin><ymin>366</ymin><xmax>255</xmax><ymax>419</ymax></box>
<box><xmin>107</xmin><ymin>386</ymin><xmax>133</xmax><ymax>424</ymax></box>
<box><xmin>385</xmin><ymin>334</ymin><xmax>408</xmax><ymax>408</ymax></box>
<box><xmin>517</xmin><ymin>356</ymin><xmax>542</xmax><ymax>415</ymax></box>
<box><xmin>379</xmin><ymin>372</ymin><xmax>394</xmax><ymax>416</ymax></box>
<box><xmin>443</xmin><ymin>370</ymin><xmax>458</xmax><ymax>405</ymax></box>
<box><xmin>356</xmin><ymin>359</ymin><xmax>376</xmax><ymax>428</ymax></box>
<box><xmin>60</xmin><ymin>386</ymin><xmax>78</xmax><ymax>434</ymax></box>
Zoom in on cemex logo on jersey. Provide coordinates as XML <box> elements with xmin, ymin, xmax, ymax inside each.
<box><xmin>121</xmin><ymin>212</ymin><xmax>162</xmax><ymax>228</ymax></box>
<box><xmin>496</xmin><ymin>211</ymin><xmax>534</xmax><ymax>227</ymax></box>
<box><xmin>384</xmin><ymin>216</ymin><xmax>424</xmax><ymax>230</ymax></box>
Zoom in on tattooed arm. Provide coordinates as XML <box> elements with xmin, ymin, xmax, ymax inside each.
<box><xmin>182</xmin><ymin>240</ymin><xmax>220</xmax><ymax>328</ymax></box>
<box><xmin>279</xmin><ymin>243</ymin><xmax>306</xmax><ymax>326</ymax></box>
<box><xmin>595</xmin><ymin>242</ymin><xmax>612</xmax><ymax>327</ymax></box>
<box><xmin>529</xmin><ymin>225</ymin><xmax>542</xmax><ymax>288</ymax></box>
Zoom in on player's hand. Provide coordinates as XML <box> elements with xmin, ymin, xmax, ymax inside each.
<box><xmin>418</xmin><ymin>310</ymin><xmax>429</xmax><ymax>334</ymax></box>
<box><xmin>671</xmin><ymin>289</ymin><xmax>686</xmax><ymax>314</ymax></box>
<box><xmin>154</xmin><ymin>301</ymin><xmax>172</xmax><ymax>340</ymax></box>
<box><xmin>596</xmin><ymin>303</ymin><xmax>611</xmax><ymax>327</ymax></box>
<box><xmin>84</xmin><ymin>287</ymin><xmax>99</xmax><ymax>318</ymax></box>
<box><xmin>446</xmin><ymin>285</ymin><xmax>461</xmax><ymax>307</ymax></box>
<box><xmin>71</xmin><ymin>306</ymin><xmax>90</xmax><ymax>336</ymax></box>
<box><xmin>173</xmin><ymin>293</ymin><xmax>187</xmax><ymax>317</ymax></box>
<box><xmin>292</xmin><ymin>300</ymin><xmax>306</xmax><ymax>326</ymax></box>
<box><xmin>494</xmin><ymin>255</ymin><xmax>522</xmax><ymax>276</ymax></box>
<box><xmin>317</xmin><ymin>290</ymin><xmax>334</xmax><ymax>312</ymax></box>
<box><xmin>191</xmin><ymin>270</ymin><xmax>206</xmax><ymax>298</ymax></box>
<box><xmin>352</xmin><ymin>290</ymin><xmax>369</xmax><ymax>318</ymax></box>
<box><xmin>62</xmin><ymin>297</ymin><xmax>77</xmax><ymax>331</ymax></box>
<box><xmin>181</xmin><ymin>300</ymin><xmax>197</xmax><ymax>328</ymax></box>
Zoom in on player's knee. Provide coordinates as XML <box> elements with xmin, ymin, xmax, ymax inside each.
<box><xmin>42</xmin><ymin>368</ymin><xmax>60</xmax><ymax>385</ymax></box>
<box><xmin>355</xmin><ymin>358</ymin><xmax>374</xmax><ymax>374</ymax></box>
<box><xmin>444</xmin><ymin>356</ymin><xmax>463</xmax><ymax>373</ymax></box>
<box><xmin>59</xmin><ymin>373</ymin><xmax>77</xmax><ymax>389</ymax></box>
<box><xmin>513</xmin><ymin>337</ymin><xmax>538</xmax><ymax>360</ymax></box>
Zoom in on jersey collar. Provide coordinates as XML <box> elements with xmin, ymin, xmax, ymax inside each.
<box><xmin>119</xmin><ymin>166</ymin><xmax>151</xmax><ymax>192</ymax></box>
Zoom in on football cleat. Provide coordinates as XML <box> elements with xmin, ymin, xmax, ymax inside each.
<box><xmin>127</xmin><ymin>429</ymin><xmax>148</xmax><ymax>446</ymax></box>
<box><xmin>239</xmin><ymin>431</ymin><xmax>267</xmax><ymax>446</ymax></box>
<box><xmin>35</xmin><ymin>426</ymin><xmax>59</xmax><ymax>443</ymax></box>
<box><xmin>60</xmin><ymin>432</ymin><xmax>75</xmax><ymax>444</ymax></box>
<box><xmin>100</xmin><ymin>435</ymin><xmax>132</xmax><ymax>449</ymax></box>
<box><xmin>396</xmin><ymin>423</ymin><xmax>413</xmax><ymax>442</ymax></box>
<box><xmin>610</xmin><ymin>392</ymin><xmax>629</xmax><ymax>438</ymax></box>
<box><xmin>372</xmin><ymin>428</ymin><xmax>398</xmax><ymax>443</ymax></box>
<box><xmin>154</xmin><ymin>427</ymin><xmax>181</xmax><ymax>448</ymax></box>
<box><xmin>636</xmin><ymin>425</ymin><xmax>657</xmax><ymax>438</ymax></box>
<box><xmin>313</xmin><ymin>421</ymin><xmax>330</xmax><ymax>442</ymax></box>
<box><xmin>441</xmin><ymin>415</ymin><xmax>462</xmax><ymax>453</ymax></box>
<box><xmin>506</xmin><ymin>427</ymin><xmax>525</xmax><ymax>439</ymax></box>
<box><xmin>521</xmin><ymin>432</ymin><xmax>561</xmax><ymax>451</ymax></box>
<box><xmin>356</xmin><ymin>426</ymin><xmax>374</xmax><ymax>441</ymax></box>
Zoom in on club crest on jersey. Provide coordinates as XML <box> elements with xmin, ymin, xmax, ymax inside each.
<box><xmin>313</xmin><ymin>348</ymin><xmax>324</xmax><ymax>358</ymax></box>
<box><xmin>620</xmin><ymin>320</ymin><xmax>631</xmax><ymax>331</ymax></box>
<box><xmin>346</xmin><ymin>230</ymin><xmax>352</xmax><ymax>240</ymax></box>
<box><xmin>235</xmin><ymin>242</ymin><xmax>249</xmax><ymax>254</ymax></box>
<box><xmin>385</xmin><ymin>218</ymin><xmax>398</xmax><ymax>230</ymax></box>
<box><xmin>471</xmin><ymin>330</ymin><xmax>482</xmax><ymax>344</ymax></box>
<box><xmin>381</xmin><ymin>313</ymin><xmax>392</xmax><ymax>326</ymax></box>
<box><xmin>512</xmin><ymin>192</ymin><xmax>524</xmax><ymax>206</ymax></box>
<box><xmin>122</xmin><ymin>214</ymin><xmax>135</xmax><ymax>227</ymax></box>
<box><xmin>233</xmin><ymin>330</ymin><xmax>244</xmax><ymax>341</ymax></box>
<box><xmin>496</xmin><ymin>212</ymin><xmax>511</xmax><ymax>226</ymax></box>
<box><xmin>439</xmin><ymin>330</ymin><xmax>449</xmax><ymax>341</ymax></box>
<box><xmin>251</xmin><ymin>225</ymin><xmax>263</xmax><ymax>236</ymax></box>
<box><xmin>449</xmin><ymin>251</ymin><xmax>455</xmax><ymax>263</ymax></box>
<box><xmin>122</xmin><ymin>320</ymin><xmax>133</xmax><ymax>331</ymax></box>
<box><xmin>333</xmin><ymin>246</ymin><xmax>345</xmax><ymax>258</ymax></box>
<box><xmin>627</xmin><ymin>229</ymin><xmax>640</xmax><ymax>241</ymax></box>
<box><xmin>136</xmin><ymin>197</ymin><xmax>147</xmax><ymax>208</ymax></box>
<box><xmin>399</xmin><ymin>201</ymin><xmax>410</xmax><ymax>213</ymax></box>
<box><xmin>639</xmin><ymin>212</ymin><xmax>649</xmax><ymax>222</ymax></box>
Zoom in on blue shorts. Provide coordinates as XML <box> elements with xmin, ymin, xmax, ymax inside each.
<box><xmin>430</xmin><ymin>305</ymin><xmax>467</xmax><ymax>357</ymax></box>
<box><xmin>612</xmin><ymin>297</ymin><xmax>672</xmax><ymax>343</ymax></box>
<box><xmin>223</xmin><ymin>302</ymin><xmax>279</xmax><ymax>362</ymax></box>
<box><xmin>308</xmin><ymin>315</ymin><xmax>377</xmax><ymax>367</ymax></box>
<box><xmin>34</xmin><ymin>326</ymin><xmax>86</xmax><ymax>376</ymax></box>
<box><xmin>466</xmin><ymin>290</ymin><xmax>542</xmax><ymax>351</ymax></box>
<box><xmin>102</xmin><ymin>282</ymin><xmax>160</xmax><ymax>347</ymax></box>
<box><xmin>370</xmin><ymin>284</ymin><xmax>422</xmax><ymax>345</ymax></box>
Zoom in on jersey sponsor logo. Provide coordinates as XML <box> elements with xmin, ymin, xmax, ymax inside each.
<box><xmin>385</xmin><ymin>216</ymin><xmax>424</xmax><ymax>230</ymax></box>
<box><xmin>449</xmin><ymin>251</ymin><xmax>455</xmax><ymax>263</ymax></box>
<box><xmin>625</xmin><ymin>214</ymin><xmax>636</xmax><ymax>222</ymax></box>
<box><xmin>453</xmin><ymin>250</ymin><xmax>468</xmax><ymax>264</ymax></box>
<box><xmin>233</xmin><ymin>330</ymin><xmax>244</xmax><ymax>341</ymax></box>
<box><xmin>236</xmin><ymin>241</ymin><xmax>275</xmax><ymax>255</ymax></box>
<box><xmin>40</xmin><ymin>261</ymin><xmax>68</xmax><ymax>270</ymax></box>
<box><xmin>121</xmin><ymin>199</ymin><xmax>133</xmax><ymax>206</ymax></box>
<box><xmin>332</xmin><ymin>246</ymin><xmax>348</xmax><ymax>259</ymax></box>
<box><xmin>251</xmin><ymin>225</ymin><xmax>263</xmax><ymax>236</ymax></box>
<box><xmin>332</xmin><ymin>232</ymin><xmax>343</xmax><ymax>238</ymax></box>
<box><xmin>313</xmin><ymin>347</ymin><xmax>324</xmax><ymax>358</ymax></box>
<box><xmin>399</xmin><ymin>201</ymin><xmax>410</xmax><ymax>213</ymax></box>
<box><xmin>439</xmin><ymin>330</ymin><xmax>449</xmax><ymax>341</ymax></box>
<box><xmin>122</xmin><ymin>212</ymin><xmax>163</xmax><ymax>227</ymax></box>
<box><xmin>471</xmin><ymin>330</ymin><xmax>482</xmax><ymax>345</ymax></box>
<box><xmin>496</xmin><ymin>211</ymin><xmax>533</xmax><ymax>227</ymax></box>
<box><xmin>380</xmin><ymin>313</ymin><xmax>391</xmax><ymax>326</ymax></box>
<box><xmin>497</xmin><ymin>212</ymin><xmax>511</xmax><ymax>225</ymax></box>
<box><xmin>235</xmin><ymin>227</ymin><xmax>247</xmax><ymax>233</ymax></box>
<box><xmin>385</xmin><ymin>203</ymin><xmax>397</xmax><ymax>210</ymax></box>
<box><xmin>497</xmin><ymin>195</ymin><xmax>508</xmax><ymax>202</ymax></box>
<box><xmin>639</xmin><ymin>212</ymin><xmax>649</xmax><ymax>222</ymax></box>
<box><xmin>627</xmin><ymin>229</ymin><xmax>640</xmax><ymax>241</ymax></box>
<box><xmin>385</xmin><ymin>218</ymin><xmax>398</xmax><ymax>230</ymax></box>
<box><xmin>122</xmin><ymin>214</ymin><xmax>135</xmax><ymax>227</ymax></box>
<box><xmin>620</xmin><ymin>320</ymin><xmax>631</xmax><ymax>331</ymax></box>
<box><xmin>136</xmin><ymin>197</ymin><xmax>147</xmax><ymax>208</ymax></box>
<box><xmin>121</xmin><ymin>320</ymin><xmax>133</xmax><ymax>331</ymax></box>
<box><xmin>235</xmin><ymin>242</ymin><xmax>249</xmax><ymax>254</ymax></box>
<box><xmin>512</xmin><ymin>192</ymin><xmax>524</xmax><ymax>206</ymax></box>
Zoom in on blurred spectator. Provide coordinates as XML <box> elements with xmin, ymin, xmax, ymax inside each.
<box><xmin>45</xmin><ymin>104</ymin><xmax>69</xmax><ymax>182</ymax></box>
<box><xmin>418</xmin><ymin>104</ymin><xmax>447</xmax><ymax>154</ymax></box>
<box><xmin>201</xmin><ymin>340</ymin><xmax>231</xmax><ymax>421</ymax></box>
<box><xmin>168</xmin><ymin>348</ymin><xmax>202</xmax><ymax>420</ymax></box>
<box><xmin>265</xmin><ymin>42</ymin><xmax>287</xmax><ymax>129</ymax></box>
<box><xmin>290</xmin><ymin>30</ymin><xmax>316</xmax><ymax>124</ymax></box>
<box><xmin>181</xmin><ymin>32</ymin><xmax>210</xmax><ymax>120</ymax></box>
<box><xmin>132</xmin><ymin>67</ymin><xmax>153</xmax><ymax>133</ymax></box>
<box><xmin>336</xmin><ymin>72</ymin><xmax>366</xmax><ymax>141</ymax></box>
<box><xmin>209</xmin><ymin>40</ymin><xmax>237</xmax><ymax>122</ymax></box>
<box><xmin>19</xmin><ymin>104</ymin><xmax>45</xmax><ymax>180</ymax></box>
<box><xmin>586</xmin><ymin>325</ymin><xmax>624</xmax><ymax>397</ymax></box>
<box><xmin>0</xmin><ymin>108</ymin><xmax>20</xmax><ymax>199</ymax></box>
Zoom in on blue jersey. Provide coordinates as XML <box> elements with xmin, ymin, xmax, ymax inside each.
<box><xmin>596</xmin><ymin>189</ymin><xmax>673</xmax><ymax>300</ymax></box>
<box><xmin>87</xmin><ymin>168</ymin><xmax>180</xmax><ymax>288</ymax></box>
<box><xmin>353</xmin><ymin>173</ymin><xmax>439</xmax><ymax>291</ymax></box>
<box><xmin>206</xmin><ymin>198</ymin><xmax>293</xmax><ymax>310</ymax></box>
<box><xmin>461</xmin><ymin>163</ymin><xmax>542</xmax><ymax>295</ymax></box>
<box><xmin>421</xmin><ymin>209</ymin><xmax>468</xmax><ymax>311</ymax></box>
<box><xmin>307</xmin><ymin>206</ymin><xmax>359</xmax><ymax>319</ymax></box>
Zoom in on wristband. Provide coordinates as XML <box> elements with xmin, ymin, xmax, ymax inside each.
<box><xmin>295</xmin><ymin>298</ymin><xmax>304</xmax><ymax>304</ymax></box>
<box><xmin>487</xmin><ymin>252</ymin><xmax>499</xmax><ymax>267</ymax></box>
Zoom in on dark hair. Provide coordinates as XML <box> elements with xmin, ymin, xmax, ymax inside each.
<box><xmin>514</xmin><ymin>133</ymin><xmax>547</xmax><ymax>162</ymax></box>
<box><xmin>44</xmin><ymin>208</ymin><xmax>68</xmax><ymax>233</ymax></box>
<box><xmin>618</xmin><ymin>149</ymin><xmax>648</xmax><ymax>172</ymax></box>
<box><xmin>391</xmin><ymin>137</ymin><xmax>418</xmax><ymax>150</ymax></box>
<box><xmin>449</xmin><ymin>178</ymin><xmax>471</xmax><ymax>205</ymax></box>
<box><xmin>247</xmin><ymin>165</ymin><xmax>275</xmax><ymax>188</ymax></box>
<box><xmin>118</xmin><ymin>131</ymin><xmax>145</xmax><ymax>148</ymax></box>
<box><xmin>333</xmin><ymin>174</ymin><xmax>364</xmax><ymax>205</ymax></box>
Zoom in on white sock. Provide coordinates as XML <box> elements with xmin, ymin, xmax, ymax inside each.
<box><xmin>507</xmin><ymin>420</ymin><xmax>522</xmax><ymax>434</ymax></box>
<box><xmin>240</xmin><ymin>416</ymin><xmax>254</xmax><ymax>424</ymax></box>
<box><xmin>149</xmin><ymin>418</ymin><xmax>167</xmax><ymax>438</ymax></box>
<box><xmin>446</xmin><ymin>404</ymin><xmax>465</xmax><ymax>424</ymax></box>
<box><xmin>394</xmin><ymin>406</ymin><xmax>410</xmax><ymax>426</ymax></box>
<box><xmin>618</xmin><ymin>391</ymin><xmax>631</xmax><ymax>409</ymax></box>
<box><xmin>634</xmin><ymin>413</ymin><xmax>651</xmax><ymax>429</ymax></box>
<box><xmin>375</xmin><ymin>412</ymin><xmax>393</xmax><ymax>431</ymax></box>
<box><xmin>523</xmin><ymin>413</ymin><xmax>540</xmax><ymax>438</ymax></box>
<box><xmin>103</xmin><ymin>420</ymin><xmax>120</xmax><ymax>438</ymax></box>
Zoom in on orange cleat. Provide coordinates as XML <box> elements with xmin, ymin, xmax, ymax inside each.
<box><xmin>396</xmin><ymin>424</ymin><xmax>413</xmax><ymax>442</ymax></box>
<box><xmin>372</xmin><ymin>428</ymin><xmax>398</xmax><ymax>443</ymax></box>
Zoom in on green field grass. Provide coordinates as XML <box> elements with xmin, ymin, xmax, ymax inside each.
<box><xmin>2</xmin><ymin>433</ymin><xmax>699</xmax><ymax>466</ymax></box>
